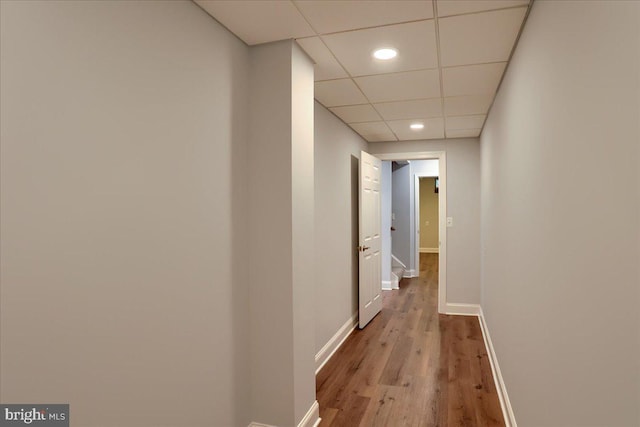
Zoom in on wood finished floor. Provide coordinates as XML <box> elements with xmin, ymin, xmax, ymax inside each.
<box><xmin>316</xmin><ymin>253</ymin><xmax>505</xmax><ymax>427</ymax></box>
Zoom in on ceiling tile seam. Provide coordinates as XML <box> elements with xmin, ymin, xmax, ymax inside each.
<box><xmin>342</xmin><ymin>117</ymin><xmax>444</xmax><ymax>125</ymax></box>
<box><xmin>324</xmin><ymin>94</ymin><xmax>474</xmax><ymax>109</ymax></box>
<box><xmin>476</xmin><ymin>0</ymin><xmax>535</xmax><ymax>137</ymax></box>
<box><xmin>446</xmin><ymin>126</ymin><xmax>484</xmax><ymax>131</ymax></box>
<box><xmin>342</xmin><ymin>61</ymin><xmax>398</xmax><ymax>142</ymax></box>
<box><xmin>437</xmin><ymin>4</ymin><xmax>530</xmax><ymax>20</ymax></box>
<box><xmin>291</xmin><ymin>0</ymin><xmax>353</xmax><ymax>82</ymax></box>
<box><xmin>325</xmin><ymin>107</ymin><xmax>378</xmax><ymax>143</ymax></box>
<box><xmin>328</xmin><ymin>102</ymin><xmax>374</xmax><ymax>108</ymax></box>
<box><xmin>445</xmin><ymin>114</ymin><xmax>487</xmax><ymax>119</ymax></box>
<box><xmin>373</xmin><ymin>96</ymin><xmax>443</xmax><ymax>106</ymax></box>
<box><xmin>290</xmin><ymin>0</ymin><xmax>320</xmax><ymax>34</ymax></box>
<box><xmin>291</xmin><ymin>1</ymin><xmax>395</xmax><ymax>143</ymax></box>
<box><xmin>443</xmin><ymin>95</ymin><xmax>491</xmax><ymax>101</ymax></box>
<box><xmin>314</xmin><ymin>66</ymin><xmax>441</xmax><ymax>82</ymax></box>
<box><xmin>440</xmin><ymin>60</ymin><xmax>508</xmax><ymax>70</ymax></box>
<box><xmin>432</xmin><ymin>0</ymin><xmax>448</xmax><ymax>138</ymax></box>
<box><xmin>290</xmin><ymin>10</ymin><xmax>436</xmax><ymax>38</ymax></box>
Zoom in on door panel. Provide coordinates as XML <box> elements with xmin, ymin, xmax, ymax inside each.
<box><xmin>359</xmin><ymin>151</ymin><xmax>382</xmax><ymax>329</ymax></box>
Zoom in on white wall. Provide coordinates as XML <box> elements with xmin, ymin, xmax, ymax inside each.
<box><xmin>314</xmin><ymin>102</ymin><xmax>368</xmax><ymax>358</ymax></box>
<box><xmin>0</xmin><ymin>1</ymin><xmax>250</xmax><ymax>426</ymax></box>
<box><xmin>391</xmin><ymin>163</ymin><xmax>412</xmax><ymax>268</ymax></box>
<box><xmin>248</xmin><ymin>40</ymin><xmax>317</xmax><ymax>427</ymax></box>
<box><xmin>480</xmin><ymin>1</ymin><xmax>640</xmax><ymax>425</ymax></box>
<box><xmin>370</xmin><ymin>139</ymin><xmax>481</xmax><ymax>305</ymax></box>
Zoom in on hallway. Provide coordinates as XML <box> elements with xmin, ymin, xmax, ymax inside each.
<box><xmin>316</xmin><ymin>254</ymin><xmax>504</xmax><ymax>426</ymax></box>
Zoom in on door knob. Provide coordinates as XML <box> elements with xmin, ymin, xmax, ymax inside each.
<box><xmin>358</xmin><ymin>245</ymin><xmax>371</xmax><ymax>252</ymax></box>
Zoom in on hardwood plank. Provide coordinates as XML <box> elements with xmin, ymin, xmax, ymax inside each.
<box><xmin>316</xmin><ymin>253</ymin><xmax>505</xmax><ymax>427</ymax></box>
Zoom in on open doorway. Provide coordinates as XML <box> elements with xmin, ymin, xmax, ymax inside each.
<box><xmin>376</xmin><ymin>151</ymin><xmax>447</xmax><ymax>314</ymax></box>
<box><xmin>416</xmin><ymin>176</ymin><xmax>439</xmax><ymax>282</ymax></box>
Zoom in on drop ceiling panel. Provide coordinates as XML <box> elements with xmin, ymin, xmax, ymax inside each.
<box><xmin>442</xmin><ymin>62</ymin><xmax>506</xmax><ymax>97</ymax></box>
<box><xmin>445</xmin><ymin>115</ymin><xmax>486</xmax><ymax>130</ymax></box>
<box><xmin>294</xmin><ymin>0</ymin><xmax>434</xmax><ymax>34</ymax></box>
<box><xmin>198</xmin><ymin>0</ymin><xmax>531</xmax><ymax>141</ymax></box>
<box><xmin>329</xmin><ymin>104</ymin><xmax>382</xmax><ymax>123</ymax></box>
<box><xmin>315</xmin><ymin>79</ymin><xmax>368</xmax><ymax>107</ymax></box>
<box><xmin>296</xmin><ymin>37</ymin><xmax>348</xmax><ymax>81</ymax></box>
<box><xmin>374</xmin><ymin>99</ymin><xmax>443</xmax><ymax>120</ymax></box>
<box><xmin>439</xmin><ymin>7</ymin><xmax>527</xmax><ymax>66</ymax></box>
<box><xmin>195</xmin><ymin>1</ymin><xmax>315</xmax><ymax>45</ymax></box>
<box><xmin>446</xmin><ymin>128</ymin><xmax>482</xmax><ymax>138</ymax></box>
<box><xmin>437</xmin><ymin>0</ymin><xmax>529</xmax><ymax>18</ymax></box>
<box><xmin>444</xmin><ymin>95</ymin><xmax>493</xmax><ymax>116</ymax></box>
<box><xmin>387</xmin><ymin>118</ymin><xmax>445</xmax><ymax>140</ymax></box>
<box><xmin>350</xmin><ymin>121</ymin><xmax>397</xmax><ymax>142</ymax></box>
<box><xmin>322</xmin><ymin>21</ymin><xmax>438</xmax><ymax>77</ymax></box>
<box><xmin>355</xmin><ymin>69</ymin><xmax>441</xmax><ymax>103</ymax></box>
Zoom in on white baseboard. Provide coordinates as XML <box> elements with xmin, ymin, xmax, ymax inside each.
<box><xmin>389</xmin><ymin>273</ymin><xmax>400</xmax><ymax>290</ymax></box>
<box><xmin>315</xmin><ymin>313</ymin><xmax>358</xmax><ymax>374</ymax></box>
<box><xmin>248</xmin><ymin>401</ymin><xmax>321</xmax><ymax>427</ymax></box>
<box><xmin>444</xmin><ymin>303</ymin><xmax>480</xmax><ymax>316</ymax></box>
<box><xmin>478</xmin><ymin>308</ymin><xmax>517</xmax><ymax>427</ymax></box>
<box><xmin>382</xmin><ymin>280</ymin><xmax>393</xmax><ymax>291</ymax></box>
<box><xmin>403</xmin><ymin>269</ymin><xmax>418</xmax><ymax>278</ymax></box>
<box><xmin>419</xmin><ymin>247</ymin><xmax>439</xmax><ymax>253</ymax></box>
<box><xmin>297</xmin><ymin>400</ymin><xmax>321</xmax><ymax>427</ymax></box>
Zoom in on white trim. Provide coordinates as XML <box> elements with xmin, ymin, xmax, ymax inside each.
<box><xmin>403</xmin><ymin>269</ymin><xmax>418</xmax><ymax>278</ymax></box>
<box><xmin>419</xmin><ymin>247</ymin><xmax>439</xmax><ymax>253</ymax></box>
<box><xmin>315</xmin><ymin>314</ymin><xmax>358</xmax><ymax>374</ymax></box>
<box><xmin>382</xmin><ymin>280</ymin><xmax>393</xmax><ymax>291</ymax></box>
<box><xmin>297</xmin><ymin>400</ymin><xmax>321</xmax><ymax>427</ymax></box>
<box><xmin>390</xmin><ymin>273</ymin><xmax>399</xmax><ymax>290</ymax></box>
<box><xmin>373</xmin><ymin>150</ymin><xmax>446</xmax><ymax>314</ymax></box>
<box><xmin>248</xmin><ymin>400</ymin><xmax>321</xmax><ymax>427</ymax></box>
<box><xmin>478</xmin><ymin>308</ymin><xmax>517</xmax><ymax>427</ymax></box>
<box><xmin>391</xmin><ymin>254</ymin><xmax>407</xmax><ymax>269</ymax></box>
<box><xmin>443</xmin><ymin>303</ymin><xmax>480</xmax><ymax>316</ymax></box>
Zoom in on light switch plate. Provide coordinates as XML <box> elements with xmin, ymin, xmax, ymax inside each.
<box><xmin>446</xmin><ymin>217</ymin><xmax>453</xmax><ymax>227</ymax></box>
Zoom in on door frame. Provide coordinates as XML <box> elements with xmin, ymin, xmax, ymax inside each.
<box><xmin>374</xmin><ymin>151</ymin><xmax>447</xmax><ymax>314</ymax></box>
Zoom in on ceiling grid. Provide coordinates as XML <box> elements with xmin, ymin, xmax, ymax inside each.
<box><xmin>195</xmin><ymin>0</ymin><xmax>532</xmax><ymax>142</ymax></box>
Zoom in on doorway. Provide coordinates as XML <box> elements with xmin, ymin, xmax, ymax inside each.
<box><xmin>375</xmin><ymin>151</ymin><xmax>447</xmax><ymax>314</ymax></box>
<box><xmin>416</xmin><ymin>176</ymin><xmax>440</xmax><ymax>258</ymax></box>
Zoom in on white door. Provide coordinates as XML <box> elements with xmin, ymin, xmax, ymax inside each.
<box><xmin>358</xmin><ymin>151</ymin><xmax>382</xmax><ymax>329</ymax></box>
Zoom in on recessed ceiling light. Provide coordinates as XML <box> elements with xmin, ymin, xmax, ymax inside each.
<box><xmin>373</xmin><ymin>48</ymin><xmax>398</xmax><ymax>60</ymax></box>
<box><xmin>410</xmin><ymin>123</ymin><xmax>425</xmax><ymax>130</ymax></box>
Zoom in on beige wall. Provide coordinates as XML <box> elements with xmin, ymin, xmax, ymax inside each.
<box><xmin>419</xmin><ymin>178</ymin><xmax>439</xmax><ymax>250</ymax></box>
<box><xmin>0</xmin><ymin>1</ymin><xmax>251</xmax><ymax>425</ymax></box>
<box><xmin>481</xmin><ymin>1</ymin><xmax>640</xmax><ymax>425</ymax></box>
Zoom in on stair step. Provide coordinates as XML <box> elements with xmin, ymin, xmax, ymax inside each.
<box><xmin>392</xmin><ymin>266</ymin><xmax>405</xmax><ymax>280</ymax></box>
